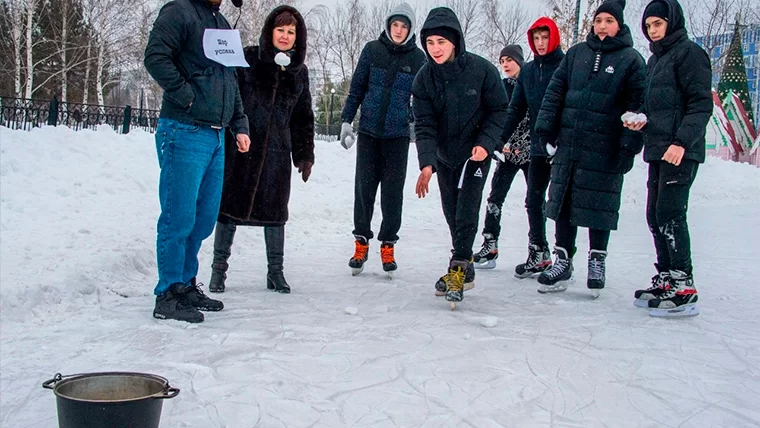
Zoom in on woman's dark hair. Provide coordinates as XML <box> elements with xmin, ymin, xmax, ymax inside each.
<box><xmin>274</xmin><ymin>11</ymin><xmax>297</xmax><ymax>28</ymax></box>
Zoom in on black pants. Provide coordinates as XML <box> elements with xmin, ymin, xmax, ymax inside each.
<box><xmin>554</xmin><ymin>176</ymin><xmax>611</xmax><ymax>255</ymax></box>
<box><xmin>646</xmin><ymin>160</ymin><xmax>698</xmax><ymax>274</ymax></box>
<box><xmin>352</xmin><ymin>133</ymin><xmax>410</xmax><ymax>242</ymax></box>
<box><xmin>483</xmin><ymin>160</ymin><xmax>530</xmax><ymax>238</ymax></box>
<box><xmin>526</xmin><ymin>157</ymin><xmax>552</xmax><ymax>248</ymax></box>
<box><xmin>437</xmin><ymin>159</ymin><xmax>491</xmax><ymax>260</ymax></box>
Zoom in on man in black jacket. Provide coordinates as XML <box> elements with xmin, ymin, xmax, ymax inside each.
<box><xmin>412</xmin><ymin>7</ymin><xmax>509</xmax><ymax>305</ymax></box>
<box><xmin>144</xmin><ymin>0</ymin><xmax>250</xmax><ymax>323</ymax></box>
<box><xmin>628</xmin><ymin>0</ymin><xmax>712</xmax><ymax>317</ymax></box>
<box><xmin>340</xmin><ymin>3</ymin><xmax>426</xmax><ymax>278</ymax></box>
<box><xmin>501</xmin><ymin>17</ymin><xmax>565</xmax><ymax>279</ymax></box>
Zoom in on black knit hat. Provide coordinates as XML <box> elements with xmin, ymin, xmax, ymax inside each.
<box><xmin>422</xmin><ymin>27</ymin><xmax>460</xmax><ymax>53</ymax></box>
<box><xmin>499</xmin><ymin>45</ymin><xmax>524</xmax><ymax>68</ymax></box>
<box><xmin>389</xmin><ymin>14</ymin><xmax>412</xmax><ymax>28</ymax></box>
<box><xmin>595</xmin><ymin>0</ymin><xmax>626</xmax><ymax>26</ymax></box>
<box><xmin>643</xmin><ymin>1</ymin><xmax>669</xmax><ymax>21</ymax></box>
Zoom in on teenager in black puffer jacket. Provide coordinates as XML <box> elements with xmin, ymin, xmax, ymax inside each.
<box><xmin>412</xmin><ymin>7</ymin><xmax>509</xmax><ymax>305</ymax></box>
<box><xmin>472</xmin><ymin>45</ymin><xmax>531</xmax><ymax>269</ymax></box>
<box><xmin>628</xmin><ymin>0</ymin><xmax>712</xmax><ymax>317</ymax></box>
<box><xmin>534</xmin><ymin>0</ymin><xmax>646</xmax><ymax>294</ymax></box>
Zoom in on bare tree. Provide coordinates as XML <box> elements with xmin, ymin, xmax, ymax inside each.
<box><xmin>304</xmin><ymin>5</ymin><xmax>332</xmax><ymax>87</ymax></box>
<box><xmin>685</xmin><ymin>0</ymin><xmax>742</xmax><ymax>74</ymax></box>
<box><xmin>444</xmin><ymin>0</ymin><xmax>483</xmax><ymax>48</ymax></box>
<box><xmin>328</xmin><ymin>0</ymin><xmax>367</xmax><ymax>82</ymax></box>
<box><xmin>366</xmin><ymin>0</ymin><xmax>395</xmax><ymax>42</ymax></box>
<box><xmin>480</xmin><ymin>0</ymin><xmax>527</xmax><ymax>61</ymax></box>
<box><xmin>2</xmin><ymin>0</ymin><xmax>25</xmax><ymax>97</ymax></box>
<box><xmin>544</xmin><ymin>0</ymin><xmax>603</xmax><ymax>50</ymax></box>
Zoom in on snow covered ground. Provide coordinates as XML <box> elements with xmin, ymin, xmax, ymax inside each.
<box><xmin>1</xmin><ymin>125</ymin><xmax>760</xmax><ymax>427</ymax></box>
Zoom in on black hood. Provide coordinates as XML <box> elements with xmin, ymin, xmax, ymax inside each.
<box><xmin>587</xmin><ymin>24</ymin><xmax>634</xmax><ymax>52</ymax></box>
<box><xmin>642</xmin><ymin>0</ymin><xmax>685</xmax><ymax>42</ymax></box>
<box><xmin>258</xmin><ymin>5</ymin><xmax>307</xmax><ymax>68</ymax></box>
<box><xmin>420</xmin><ymin>7</ymin><xmax>466</xmax><ymax>62</ymax></box>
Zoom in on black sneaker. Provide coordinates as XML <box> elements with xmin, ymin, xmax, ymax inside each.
<box><xmin>153</xmin><ymin>288</ymin><xmax>204</xmax><ymax>323</ymax></box>
<box><xmin>175</xmin><ymin>280</ymin><xmax>224</xmax><ymax>312</ymax></box>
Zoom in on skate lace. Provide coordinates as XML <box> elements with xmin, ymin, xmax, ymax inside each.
<box><xmin>476</xmin><ymin>240</ymin><xmax>496</xmax><ymax>258</ymax></box>
<box><xmin>526</xmin><ymin>246</ymin><xmax>543</xmax><ymax>267</ymax></box>
<box><xmin>380</xmin><ymin>245</ymin><xmax>395</xmax><ymax>264</ymax></box>
<box><xmin>444</xmin><ymin>268</ymin><xmax>465</xmax><ymax>292</ymax></box>
<box><xmin>544</xmin><ymin>259</ymin><xmax>570</xmax><ymax>280</ymax></box>
<box><xmin>647</xmin><ymin>273</ymin><xmax>667</xmax><ymax>291</ymax></box>
<box><xmin>187</xmin><ymin>282</ymin><xmax>211</xmax><ymax>302</ymax></box>
<box><xmin>352</xmin><ymin>241</ymin><xmax>369</xmax><ymax>261</ymax></box>
<box><xmin>588</xmin><ymin>259</ymin><xmax>604</xmax><ymax>280</ymax></box>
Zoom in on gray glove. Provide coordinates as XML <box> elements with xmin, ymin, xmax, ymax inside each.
<box><xmin>340</xmin><ymin>122</ymin><xmax>355</xmax><ymax>149</ymax></box>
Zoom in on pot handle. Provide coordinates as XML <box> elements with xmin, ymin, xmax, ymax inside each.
<box><xmin>42</xmin><ymin>373</ymin><xmax>64</xmax><ymax>390</ymax></box>
<box><xmin>153</xmin><ymin>386</ymin><xmax>180</xmax><ymax>399</ymax></box>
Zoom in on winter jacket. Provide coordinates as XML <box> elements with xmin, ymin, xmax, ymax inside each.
<box><xmin>500</xmin><ymin>18</ymin><xmax>565</xmax><ymax>158</ymax></box>
<box><xmin>144</xmin><ymin>0</ymin><xmax>248</xmax><ymax>134</ymax></box>
<box><xmin>412</xmin><ymin>7</ymin><xmax>509</xmax><ymax>171</ymax></box>
<box><xmin>218</xmin><ymin>6</ymin><xmax>314</xmax><ymax>227</ymax></box>
<box><xmin>341</xmin><ymin>3</ymin><xmax>426</xmax><ymax>140</ymax></box>
<box><xmin>502</xmin><ymin>78</ymin><xmax>530</xmax><ymax>165</ymax></box>
<box><xmin>640</xmin><ymin>0</ymin><xmax>713</xmax><ymax>163</ymax></box>
<box><xmin>535</xmin><ymin>26</ymin><xmax>646</xmax><ymax>231</ymax></box>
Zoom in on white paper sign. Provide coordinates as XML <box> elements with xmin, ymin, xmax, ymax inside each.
<box><xmin>202</xmin><ymin>29</ymin><xmax>249</xmax><ymax>67</ymax></box>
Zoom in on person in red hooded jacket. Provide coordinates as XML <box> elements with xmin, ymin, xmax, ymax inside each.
<box><xmin>499</xmin><ymin>17</ymin><xmax>565</xmax><ymax>280</ymax></box>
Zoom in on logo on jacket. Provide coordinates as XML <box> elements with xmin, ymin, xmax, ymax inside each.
<box><xmin>605</xmin><ymin>66</ymin><xmax>615</xmax><ymax>74</ymax></box>
<box><xmin>402</xmin><ymin>66</ymin><xmax>412</xmax><ymax>73</ymax></box>
<box><xmin>467</xmin><ymin>89</ymin><xmax>477</xmax><ymax>96</ymax></box>
<box><xmin>474</xmin><ymin>168</ymin><xmax>483</xmax><ymax>178</ymax></box>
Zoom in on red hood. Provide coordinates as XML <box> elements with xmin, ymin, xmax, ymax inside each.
<box><xmin>527</xmin><ymin>17</ymin><xmax>561</xmax><ymax>56</ymax></box>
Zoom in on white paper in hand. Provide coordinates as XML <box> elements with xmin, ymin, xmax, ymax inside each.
<box><xmin>203</xmin><ymin>29</ymin><xmax>249</xmax><ymax>67</ymax></box>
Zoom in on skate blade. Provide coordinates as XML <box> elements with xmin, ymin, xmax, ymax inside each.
<box><xmin>435</xmin><ymin>290</ymin><xmax>446</xmax><ymax>296</ymax></box>
<box><xmin>633</xmin><ymin>298</ymin><xmax>650</xmax><ymax>308</ymax></box>
<box><xmin>386</xmin><ymin>271</ymin><xmax>394</xmax><ymax>280</ymax></box>
<box><xmin>351</xmin><ymin>266</ymin><xmax>364</xmax><ymax>276</ymax></box>
<box><xmin>591</xmin><ymin>289</ymin><xmax>601</xmax><ymax>299</ymax></box>
<box><xmin>537</xmin><ymin>284</ymin><xmax>568</xmax><ymax>294</ymax></box>
<box><xmin>514</xmin><ymin>271</ymin><xmax>536</xmax><ymax>279</ymax></box>
<box><xmin>449</xmin><ymin>302</ymin><xmax>457</xmax><ymax>310</ymax></box>
<box><xmin>473</xmin><ymin>260</ymin><xmax>496</xmax><ymax>270</ymax></box>
<box><xmin>649</xmin><ymin>304</ymin><xmax>699</xmax><ymax>318</ymax></box>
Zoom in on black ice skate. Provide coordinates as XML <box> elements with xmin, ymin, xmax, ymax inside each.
<box><xmin>537</xmin><ymin>247</ymin><xmax>573</xmax><ymax>293</ymax></box>
<box><xmin>586</xmin><ymin>250</ymin><xmax>607</xmax><ymax>298</ymax></box>
<box><xmin>634</xmin><ymin>267</ymin><xmax>671</xmax><ymax>308</ymax></box>
<box><xmin>443</xmin><ymin>259</ymin><xmax>468</xmax><ymax>310</ymax></box>
<box><xmin>473</xmin><ymin>233</ymin><xmax>498</xmax><ymax>269</ymax></box>
<box><xmin>380</xmin><ymin>242</ymin><xmax>397</xmax><ymax>279</ymax></box>
<box><xmin>515</xmin><ymin>244</ymin><xmax>552</xmax><ymax>278</ymax></box>
<box><xmin>435</xmin><ymin>258</ymin><xmax>475</xmax><ymax>296</ymax></box>
<box><xmin>648</xmin><ymin>270</ymin><xmax>699</xmax><ymax>317</ymax></box>
<box><xmin>349</xmin><ymin>235</ymin><xmax>369</xmax><ymax>276</ymax></box>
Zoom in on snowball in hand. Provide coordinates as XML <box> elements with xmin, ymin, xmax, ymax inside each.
<box><xmin>274</xmin><ymin>52</ymin><xmax>291</xmax><ymax>67</ymax></box>
<box><xmin>621</xmin><ymin>112</ymin><xmax>647</xmax><ymax>124</ymax></box>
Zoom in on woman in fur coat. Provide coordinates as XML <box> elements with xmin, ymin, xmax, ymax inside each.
<box><xmin>208</xmin><ymin>5</ymin><xmax>315</xmax><ymax>294</ymax></box>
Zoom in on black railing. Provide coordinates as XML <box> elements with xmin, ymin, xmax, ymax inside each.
<box><xmin>0</xmin><ymin>96</ymin><xmax>160</xmax><ymax>134</ymax></box>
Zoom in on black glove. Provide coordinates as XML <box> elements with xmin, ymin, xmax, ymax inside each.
<box><xmin>616</xmin><ymin>153</ymin><xmax>635</xmax><ymax>174</ymax></box>
<box><xmin>296</xmin><ymin>161</ymin><xmax>312</xmax><ymax>182</ymax></box>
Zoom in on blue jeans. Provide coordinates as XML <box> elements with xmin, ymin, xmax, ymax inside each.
<box><xmin>154</xmin><ymin>118</ymin><xmax>225</xmax><ymax>295</ymax></box>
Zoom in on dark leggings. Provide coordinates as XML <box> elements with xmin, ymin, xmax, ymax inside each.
<box><xmin>554</xmin><ymin>178</ymin><xmax>610</xmax><ymax>255</ymax></box>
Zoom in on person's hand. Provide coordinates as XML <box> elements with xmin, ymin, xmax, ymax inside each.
<box><xmin>623</xmin><ymin>120</ymin><xmax>647</xmax><ymax>131</ymax></box>
<box><xmin>471</xmin><ymin>146</ymin><xmax>488</xmax><ymax>161</ymax></box>
<box><xmin>662</xmin><ymin>144</ymin><xmax>685</xmax><ymax>166</ymax></box>
<box><xmin>502</xmin><ymin>143</ymin><xmax>511</xmax><ymax>153</ymax></box>
<box><xmin>416</xmin><ymin>166</ymin><xmax>433</xmax><ymax>198</ymax></box>
<box><xmin>296</xmin><ymin>161</ymin><xmax>312</xmax><ymax>182</ymax></box>
<box><xmin>236</xmin><ymin>134</ymin><xmax>250</xmax><ymax>153</ymax></box>
<box><xmin>340</xmin><ymin>123</ymin><xmax>355</xmax><ymax>149</ymax></box>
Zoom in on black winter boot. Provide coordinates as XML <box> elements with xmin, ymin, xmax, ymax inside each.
<box><xmin>209</xmin><ymin>221</ymin><xmax>237</xmax><ymax>293</ymax></box>
<box><xmin>265</xmin><ymin>226</ymin><xmax>290</xmax><ymax>294</ymax></box>
<box><xmin>153</xmin><ymin>286</ymin><xmax>205</xmax><ymax>323</ymax></box>
<box><xmin>179</xmin><ymin>279</ymin><xmax>224</xmax><ymax>311</ymax></box>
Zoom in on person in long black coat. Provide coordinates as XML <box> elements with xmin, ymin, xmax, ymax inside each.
<box><xmin>628</xmin><ymin>0</ymin><xmax>712</xmax><ymax>316</ymax></box>
<box><xmin>208</xmin><ymin>5</ymin><xmax>315</xmax><ymax>294</ymax></box>
<box><xmin>339</xmin><ymin>2</ymin><xmax>426</xmax><ymax>277</ymax></box>
<box><xmin>534</xmin><ymin>0</ymin><xmax>646</xmax><ymax>294</ymax></box>
<box><xmin>412</xmin><ymin>7</ymin><xmax>509</xmax><ymax>304</ymax></box>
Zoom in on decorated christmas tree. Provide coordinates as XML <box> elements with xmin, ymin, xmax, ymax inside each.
<box><xmin>717</xmin><ymin>16</ymin><xmax>754</xmax><ymax>126</ymax></box>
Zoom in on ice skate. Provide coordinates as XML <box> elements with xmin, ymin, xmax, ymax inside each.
<box><xmin>648</xmin><ymin>270</ymin><xmax>699</xmax><ymax>318</ymax></box>
<box><xmin>473</xmin><ymin>233</ymin><xmax>498</xmax><ymax>269</ymax></box>
<box><xmin>348</xmin><ymin>235</ymin><xmax>369</xmax><ymax>276</ymax></box>
<box><xmin>634</xmin><ymin>266</ymin><xmax>671</xmax><ymax>308</ymax></box>
<box><xmin>515</xmin><ymin>244</ymin><xmax>552</xmax><ymax>278</ymax></box>
<box><xmin>587</xmin><ymin>250</ymin><xmax>607</xmax><ymax>298</ymax></box>
<box><xmin>435</xmin><ymin>258</ymin><xmax>474</xmax><ymax>296</ymax></box>
<box><xmin>537</xmin><ymin>247</ymin><xmax>573</xmax><ymax>293</ymax></box>
<box><xmin>380</xmin><ymin>242</ymin><xmax>397</xmax><ymax>279</ymax></box>
<box><xmin>443</xmin><ymin>259</ymin><xmax>468</xmax><ymax>310</ymax></box>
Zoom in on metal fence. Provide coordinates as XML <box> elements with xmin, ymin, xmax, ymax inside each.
<box><xmin>0</xmin><ymin>96</ymin><xmax>160</xmax><ymax>134</ymax></box>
